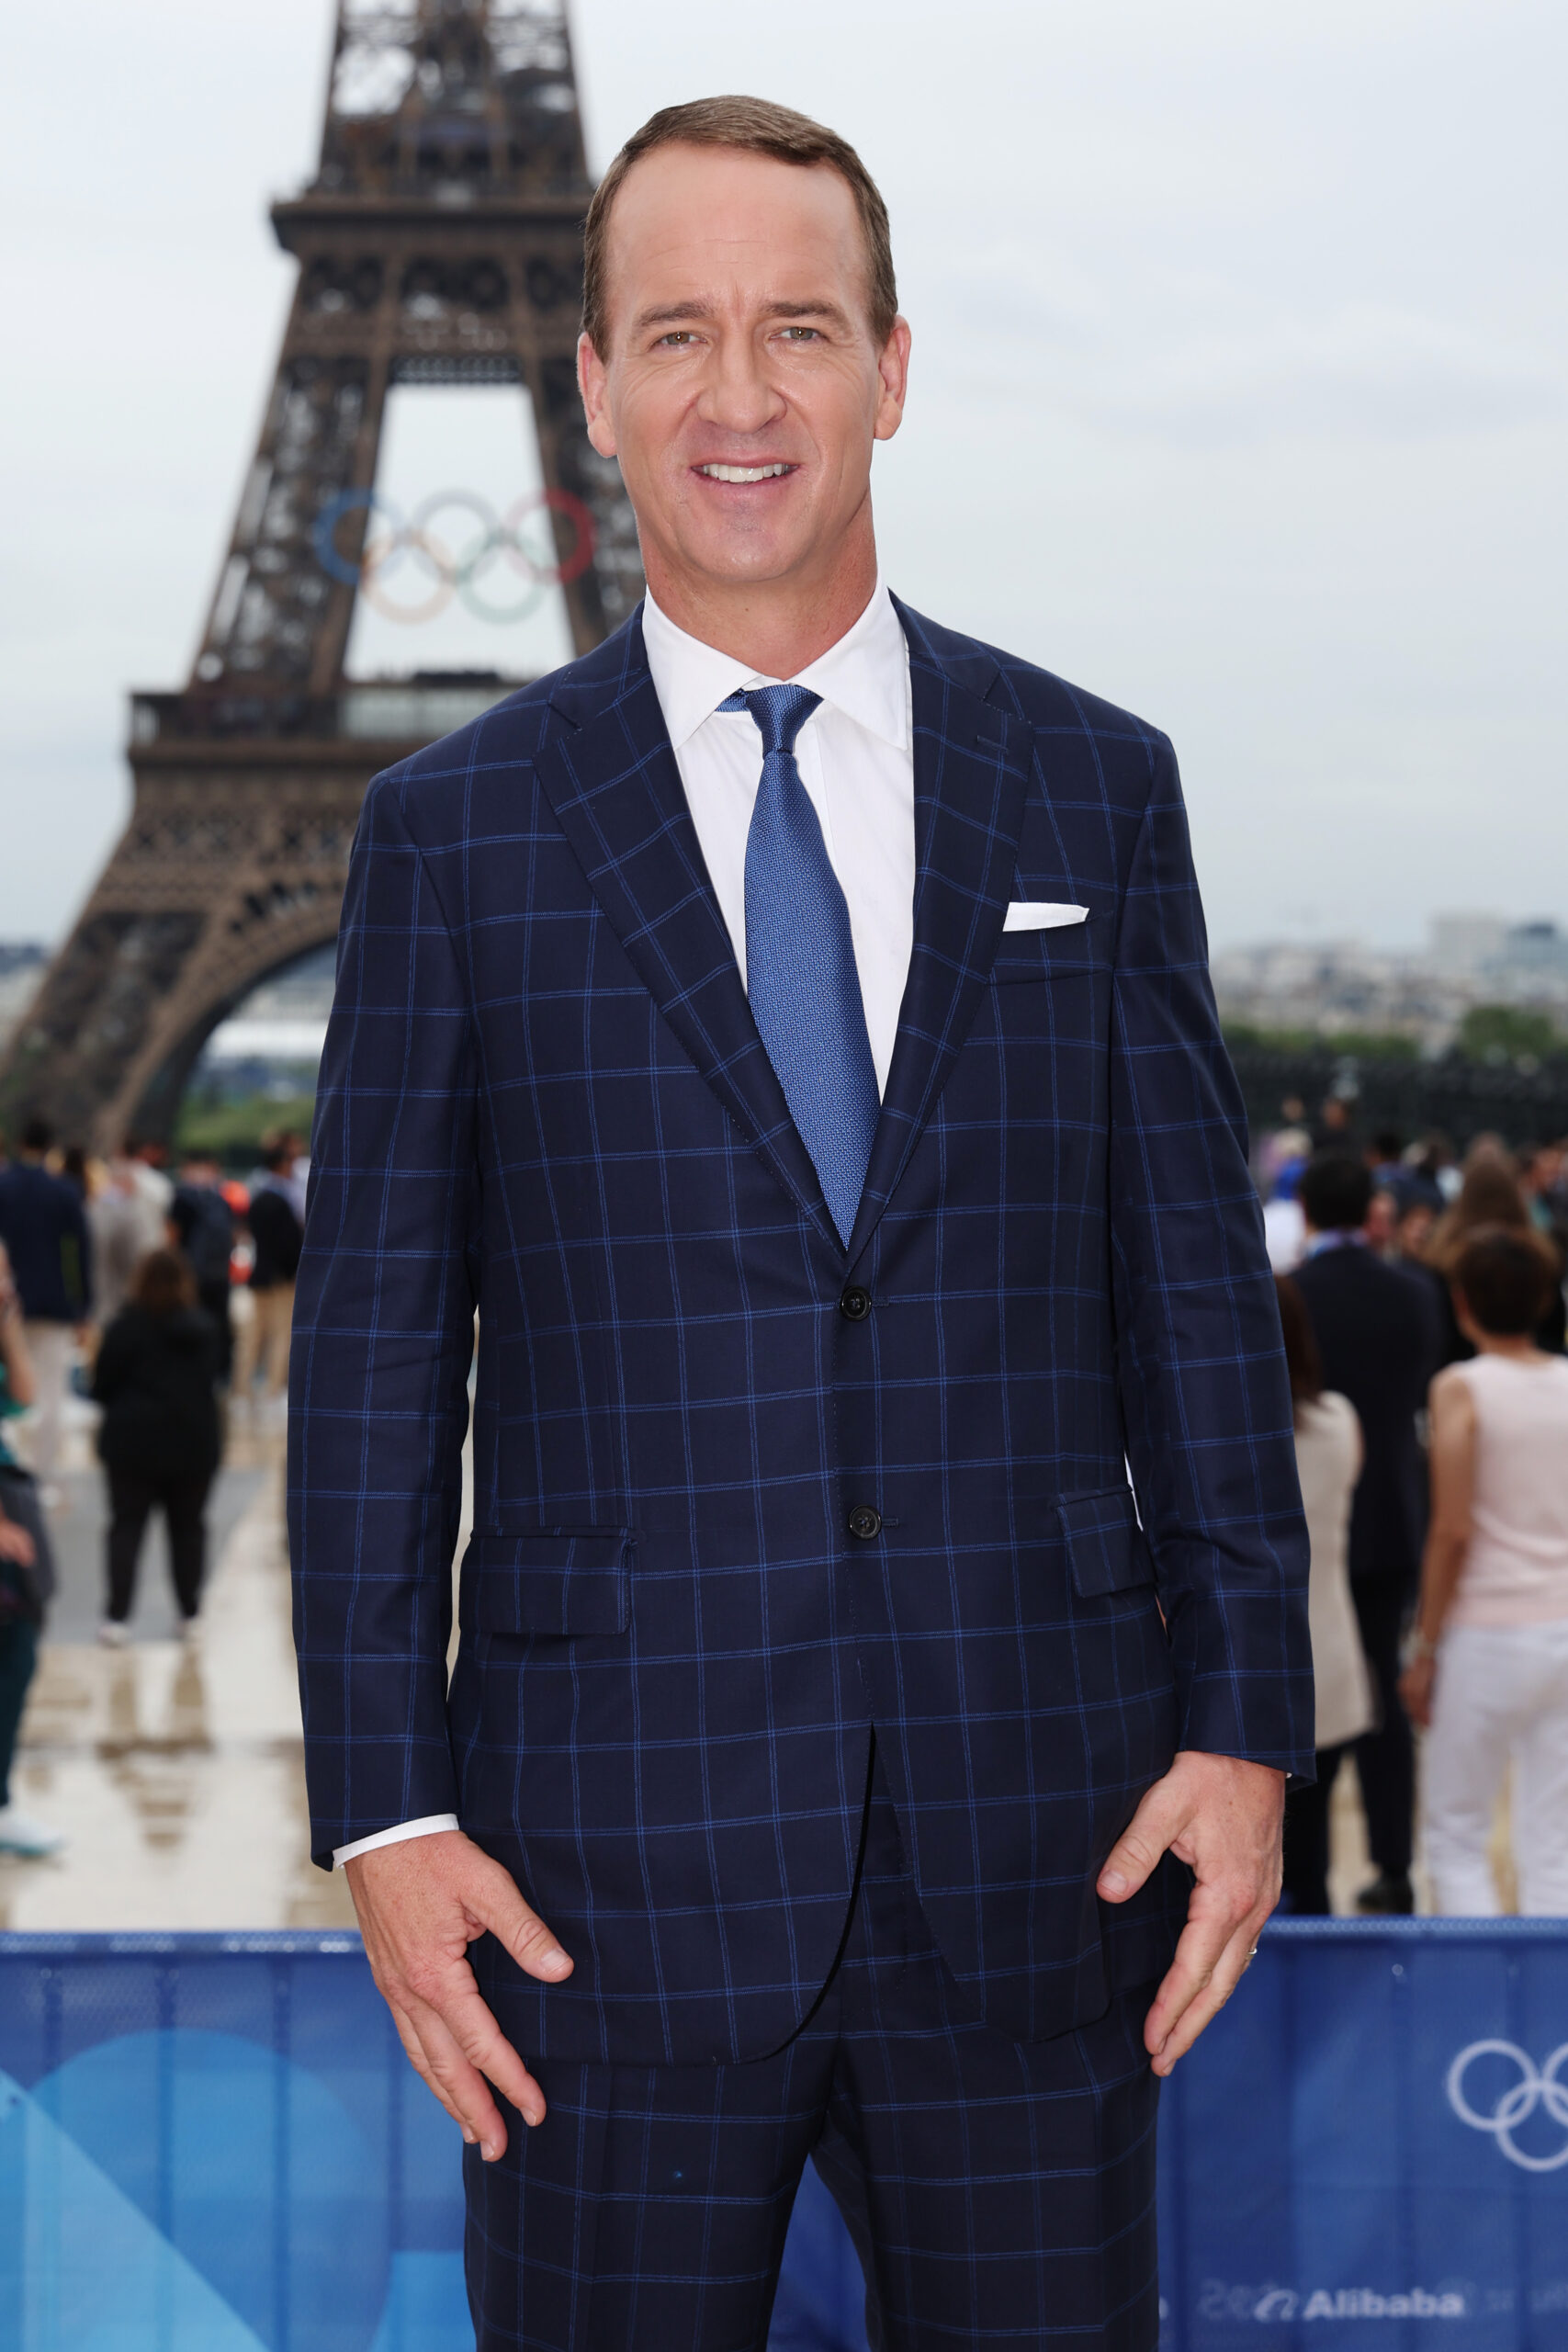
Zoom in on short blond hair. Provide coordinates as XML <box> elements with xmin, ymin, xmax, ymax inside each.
<box><xmin>581</xmin><ymin>96</ymin><xmax>897</xmax><ymax>357</ymax></box>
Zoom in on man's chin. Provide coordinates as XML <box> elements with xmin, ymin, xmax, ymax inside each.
<box><xmin>658</xmin><ymin>527</ymin><xmax>822</xmax><ymax>597</ymax></box>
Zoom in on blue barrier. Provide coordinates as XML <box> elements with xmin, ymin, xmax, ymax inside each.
<box><xmin>1</xmin><ymin>1921</ymin><xmax>1564</xmax><ymax>2350</ymax></box>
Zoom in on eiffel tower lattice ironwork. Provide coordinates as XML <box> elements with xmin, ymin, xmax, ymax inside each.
<box><xmin>1</xmin><ymin>0</ymin><xmax>642</xmax><ymax>1150</ymax></box>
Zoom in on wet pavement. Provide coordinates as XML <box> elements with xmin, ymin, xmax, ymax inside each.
<box><xmin>2</xmin><ymin>1413</ymin><xmax>355</xmax><ymax>1931</ymax></box>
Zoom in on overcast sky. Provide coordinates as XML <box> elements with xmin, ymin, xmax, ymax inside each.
<box><xmin>3</xmin><ymin>0</ymin><xmax>1563</xmax><ymax>956</ymax></box>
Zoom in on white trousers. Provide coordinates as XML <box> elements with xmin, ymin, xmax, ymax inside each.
<box><xmin>18</xmin><ymin>1321</ymin><xmax>76</xmax><ymax>1483</ymax></box>
<box><xmin>1423</xmin><ymin>1618</ymin><xmax>1568</xmax><ymax>1916</ymax></box>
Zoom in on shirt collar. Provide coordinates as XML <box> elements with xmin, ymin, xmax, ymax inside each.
<box><xmin>641</xmin><ymin>578</ymin><xmax>908</xmax><ymax>755</ymax></box>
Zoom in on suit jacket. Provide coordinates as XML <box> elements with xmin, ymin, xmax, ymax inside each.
<box><xmin>1292</xmin><ymin>1245</ymin><xmax>1439</xmax><ymax>1585</ymax></box>
<box><xmin>0</xmin><ymin>1161</ymin><xmax>93</xmax><ymax>1322</ymax></box>
<box><xmin>289</xmin><ymin>601</ymin><xmax>1311</xmax><ymax>2068</ymax></box>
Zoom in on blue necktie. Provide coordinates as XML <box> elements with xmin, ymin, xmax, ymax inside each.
<box><xmin>722</xmin><ymin>684</ymin><xmax>879</xmax><ymax>1248</ymax></box>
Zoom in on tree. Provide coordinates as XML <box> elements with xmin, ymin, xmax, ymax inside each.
<box><xmin>1454</xmin><ymin>1004</ymin><xmax>1564</xmax><ymax>1064</ymax></box>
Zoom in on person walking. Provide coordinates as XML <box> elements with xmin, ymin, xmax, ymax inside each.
<box><xmin>0</xmin><ymin>1238</ymin><xmax>62</xmax><ymax>1857</ymax></box>
<box><xmin>86</xmin><ymin>1141</ymin><xmax>172</xmax><ymax>1334</ymax></box>
<box><xmin>1427</xmin><ymin>1154</ymin><xmax>1566</xmax><ymax>1361</ymax></box>
<box><xmin>1402</xmin><ymin>1227</ymin><xmax>1568</xmax><ymax>1914</ymax></box>
<box><xmin>91</xmin><ymin>1250</ymin><xmax>221</xmax><ymax>1642</ymax></box>
<box><xmin>1292</xmin><ymin>1151</ymin><xmax>1439</xmax><ymax>1913</ymax></box>
<box><xmin>170</xmin><ymin>1154</ymin><xmax>237</xmax><ymax>1385</ymax></box>
<box><xmin>0</xmin><ymin>1117</ymin><xmax>93</xmax><ymax>1500</ymax></box>
<box><xmin>233</xmin><ymin>1146</ymin><xmax>302</xmax><ymax>1410</ymax></box>
<box><xmin>1274</xmin><ymin>1275</ymin><xmax>1374</xmax><ymax>1914</ymax></box>
<box><xmin>291</xmin><ymin>98</ymin><xmax>1311</xmax><ymax>2350</ymax></box>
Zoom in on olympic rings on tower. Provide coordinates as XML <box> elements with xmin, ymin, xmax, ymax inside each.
<box><xmin>312</xmin><ymin>486</ymin><xmax>596</xmax><ymax>625</ymax></box>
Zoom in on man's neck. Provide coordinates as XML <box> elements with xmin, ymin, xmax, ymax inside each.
<box><xmin>640</xmin><ymin>532</ymin><xmax>879</xmax><ymax>680</ymax></box>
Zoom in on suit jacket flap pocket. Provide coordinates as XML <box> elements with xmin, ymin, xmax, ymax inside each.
<box><xmin>1056</xmin><ymin>1487</ymin><xmax>1154</xmax><ymax>1598</ymax></box>
<box><xmin>465</xmin><ymin>1530</ymin><xmax>631</xmax><ymax>1637</ymax></box>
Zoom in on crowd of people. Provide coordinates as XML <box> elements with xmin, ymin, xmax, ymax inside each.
<box><xmin>1263</xmin><ymin>1104</ymin><xmax>1568</xmax><ymax>1916</ymax></box>
<box><xmin>0</xmin><ymin>1119</ymin><xmax>307</xmax><ymax>1859</ymax></box>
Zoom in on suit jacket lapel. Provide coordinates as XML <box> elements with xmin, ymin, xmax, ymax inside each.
<box><xmin>531</xmin><ymin>616</ymin><xmax>839</xmax><ymax>1249</ymax></box>
<box><xmin>846</xmin><ymin>603</ymin><xmax>1032</xmax><ymax>1264</ymax></box>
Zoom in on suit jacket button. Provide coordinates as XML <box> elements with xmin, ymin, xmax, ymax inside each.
<box><xmin>839</xmin><ymin>1286</ymin><xmax>872</xmax><ymax>1322</ymax></box>
<box><xmin>847</xmin><ymin>1504</ymin><xmax>883</xmax><ymax>1541</ymax></box>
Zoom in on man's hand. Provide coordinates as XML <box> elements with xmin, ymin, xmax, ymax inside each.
<box><xmin>1097</xmin><ymin>1750</ymin><xmax>1284</xmax><ymax>2078</ymax></box>
<box><xmin>344</xmin><ymin>1829</ymin><xmax>572</xmax><ymax>2158</ymax></box>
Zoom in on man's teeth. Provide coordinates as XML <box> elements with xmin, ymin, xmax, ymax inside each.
<box><xmin>698</xmin><ymin>463</ymin><xmax>789</xmax><ymax>482</ymax></box>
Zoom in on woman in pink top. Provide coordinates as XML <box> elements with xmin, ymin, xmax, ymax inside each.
<box><xmin>1401</xmin><ymin>1226</ymin><xmax>1568</xmax><ymax>1913</ymax></box>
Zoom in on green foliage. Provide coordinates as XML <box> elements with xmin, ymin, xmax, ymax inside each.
<box><xmin>1454</xmin><ymin>1004</ymin><xmax>1565</xmax><ymax>1064</ymax></box>
<box><xmin>174</xmin><ymin>1091</ymin><xmax>315</xmax><ymax>1170</ymax></box>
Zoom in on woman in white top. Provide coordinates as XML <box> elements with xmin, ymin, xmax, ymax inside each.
<box><xmin>1275</xmin><ymin>1276</ymin><xmax>1375</xmax><ymax>1913</ymax></box>
<box><xmin>1401</xmin><ymin>1225</ymin><xmax>1568</xmax><ymax>1914</ymax></box>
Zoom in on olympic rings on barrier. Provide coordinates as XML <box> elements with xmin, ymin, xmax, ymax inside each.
<box><xmin>311</xmin><ymin>486</ymin><xmax>596</xmax><ymax>624</ymax></box>
<box><xmin>1446</xmin><ymin>2040</ymin><xmax>1568</xmax><ymax>2172</ymax></box>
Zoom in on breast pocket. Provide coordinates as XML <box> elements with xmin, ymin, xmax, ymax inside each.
<box><xmin>989</xmin><ymin>913</ymin><xmax>1101</xmax><ymax>985</ymax></box>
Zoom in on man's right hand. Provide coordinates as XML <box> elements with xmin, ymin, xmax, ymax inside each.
<box><xmin>344</xmin><ymin>1828</ymin><xmax>572</xmax><ymax>2157</ymax></box>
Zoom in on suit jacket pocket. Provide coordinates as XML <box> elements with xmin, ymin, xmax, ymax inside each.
<box><xmin>464</xmin><ymin>1529</ymin><xmax>631</xmax><ymax>1638</ymax></box>
<box><xmin>1055</xmin><ymin>1486</ymin><xmax>1154</xmax><ymax>1598</ymax></box>
<box><xmin>989</xmin><ymin>915</ymin><xmax>1099</xmax><ymax>984</ymax></box>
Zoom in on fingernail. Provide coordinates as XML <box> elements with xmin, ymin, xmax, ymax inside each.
<box><xmin>540</xmin><ymin>1948</ymin><xmax>570</xmax><ymax>1976</ymax></box>
<box><xmin>461</xmin><ymin>2127</ymin><xmax>477</xmax><ymax>2145</ymax></box>
<box><xmin>1100</xmin><ymin>1871</ymin><xmax>1127</xmax><ymax>1896</ymax></box>
<box><xmin>481</xmin><ymin>2140</ymin><xmax>501</xmax><ymax>2162</ymax></box>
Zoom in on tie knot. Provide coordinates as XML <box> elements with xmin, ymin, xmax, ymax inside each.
<box><xmin>719</xmin><ymin>682</ymin><xmax>822</xmax><ymax>759</ymax></box>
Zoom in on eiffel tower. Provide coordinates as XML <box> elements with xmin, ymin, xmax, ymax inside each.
<box><xmin>1</xmin><ymin>0</ymin><xmax>641</xmax><ymax>1151</ymax></box>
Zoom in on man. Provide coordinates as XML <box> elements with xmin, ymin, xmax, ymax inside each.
<box><xmin>170</xmin><ymin>1153</ymin><xmax>236</xmax><ymax>1384</ymax></box>
<box><xmin>0</xmin><ymin>1118</ymin><xmax>92</xmax><ymax>1499</ymax></box>
<box><xmin>236</xmin><ymin>1146</ymin><xmax>302</xmax><ymax>1410</ymax></box>
<box><xmin>1292</xmin><ymin>1151</ymin><xmax>1439</xmax><ymax>1914</ymax></box>
<box><xmin>291</xmin><ymin>98</ymin><xmax>1311</xmax><ymax>2350</ymax></box>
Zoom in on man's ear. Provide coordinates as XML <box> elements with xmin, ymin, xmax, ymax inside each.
<box><xmin>578</xmin><ymin>332</ymin><xmax>617</xmax><ymax>458</ymax></box>
<box><xmin>873</xmin><ymin>316</ymin><xmax>912</xmax><ymax>444</ymax></box>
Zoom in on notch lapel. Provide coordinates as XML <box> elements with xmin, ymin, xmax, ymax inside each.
<box><xmin>846</xmin><ymin>607</ymin><xmax>1032</xmax><ymax>1263</ymax></box>
<box><xmin>532</xmin><ymin>626</ymin><xmax>839</xmax><ymax>1249</ymax></box>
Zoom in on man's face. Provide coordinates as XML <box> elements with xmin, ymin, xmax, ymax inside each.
<box><xmin>579</xmin><ymin>143</ymin><xmax>908</xmax><ymax>600</ymax></box>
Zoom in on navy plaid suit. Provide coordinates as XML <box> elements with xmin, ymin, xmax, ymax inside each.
<box><xmin>290</xmin><ymin>599</ymin><xmax>1310</xmax><ymax>2342</ymax></box>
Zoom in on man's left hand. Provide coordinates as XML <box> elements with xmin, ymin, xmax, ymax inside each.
<box><xmin>1096</xmin><ymin>1749</ymin><xmax>1285</xmax><ymax>2077</ymax></box>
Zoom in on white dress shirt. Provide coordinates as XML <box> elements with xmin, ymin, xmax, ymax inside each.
<box><xmin>641</xmin><ymin>578</ymin><xmax>916</xmax><ymax>1095</ymax></box>
<box><xmin>333</xmin><ymin>581</ymin><xmax>919</xmax><ymax>1867</ymax></box>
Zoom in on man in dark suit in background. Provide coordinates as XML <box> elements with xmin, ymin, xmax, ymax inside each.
<box><xmin>0</xmin><ymin>1117</ymin><xmax>92</xmax><ymax>1500</ymax></box>
<box><xmin>1293</xmin><ymin>1152</ymin><xmax>1439</xmax><ymax>1912</ymax></box>
<box><xmin>291</xmin><ymin>96</ymin><xmax>1312</xmax><ymax>2350</ymax></box>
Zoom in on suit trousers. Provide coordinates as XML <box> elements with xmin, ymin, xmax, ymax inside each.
<box><xmin>465</xmin><ymin>1760</ymin><xmax>1161</xmax><ymax>2352</ymax></box>
<box><xmin>1349</xmin><ymin>1575</ymin><xmax>1416</xmax><ymax>1878</ymax></box>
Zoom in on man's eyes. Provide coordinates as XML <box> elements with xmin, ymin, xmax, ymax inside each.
<box><xmin>649</xmin><ymin>323</ymin><xmax>825</xmax><ymax>348</ymax></box>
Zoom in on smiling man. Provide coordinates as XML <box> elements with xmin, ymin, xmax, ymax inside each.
<box><xmin>290</xmin><ymin>96</ymin><xmax>1312</xmax><ymax>2352</ymax></box>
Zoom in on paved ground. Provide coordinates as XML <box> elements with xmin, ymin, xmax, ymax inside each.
<box><xmin>2</xmin><ymin>1409</ymin><xmax>355</xmax><ymax>1932</ymax></box>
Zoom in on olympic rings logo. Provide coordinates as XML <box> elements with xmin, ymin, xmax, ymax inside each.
<box><xmin>312</xmin><ymin>487</ymin><xmax>596</xmax><ymax>624</ymax></box>
<box><xmin>1446</xmin><ymin>2041</ymin><xmax>1568</xmax><ymax>2172</ymax></box>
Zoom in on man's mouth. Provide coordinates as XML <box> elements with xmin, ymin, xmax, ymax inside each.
<box><xmin>694</xmin><ymin>462</ymin><xmax>795</xmax><ymax>483</ymax></box>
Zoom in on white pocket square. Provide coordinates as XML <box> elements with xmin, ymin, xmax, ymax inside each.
<box><xmin>1003</xmin><ymin>901</ymin><xmax>1089</xmax><ymax>932</ymax></box>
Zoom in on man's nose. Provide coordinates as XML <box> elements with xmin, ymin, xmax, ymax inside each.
<box><xmin>696</xmin><ymin>336</ymin><xmax>784</xmax><ymax>435</ymax></box>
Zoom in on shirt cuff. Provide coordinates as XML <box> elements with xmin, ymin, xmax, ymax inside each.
<box><xmin>333</xmin><ymin>1814</ymin><xmax>460</xmax><ymax>1869</ymax></box>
